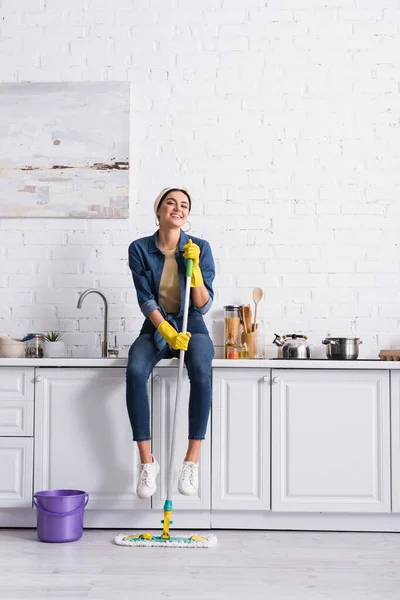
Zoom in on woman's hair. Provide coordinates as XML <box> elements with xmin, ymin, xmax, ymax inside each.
<box><xmin>156</xmin><ymin>188</ymin><xmax>191</xmax><ymax>213</ymax></box>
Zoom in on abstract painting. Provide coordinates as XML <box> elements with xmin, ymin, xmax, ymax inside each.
<box><xmin>0</xmin><ymin>83</ymin><xmax>130</xmax><ymax>218</ymax></box>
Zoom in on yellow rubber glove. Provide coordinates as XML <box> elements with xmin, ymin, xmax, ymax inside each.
<box><xmin>157</xmin><ymin>321</ymin><xmax>191</xmax><ymax>351</ymax></box>
<box><xmin>183</xmin><ymin>239</ymin><xmax>204</xmax><ymax>288</ymax></box>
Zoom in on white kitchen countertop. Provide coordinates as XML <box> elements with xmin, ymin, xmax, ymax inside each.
<box><xmin>0</xmin><ymin>358</ymin><xmax>399</xmax><ymax>369</ymax></box>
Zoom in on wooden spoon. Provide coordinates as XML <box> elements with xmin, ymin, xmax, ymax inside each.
<box><xmin>252</xmin><ymin>288</ymin><xmax>263</xmax><ymax>332</ymax></box>
<box><xmin>244</xmin><ymin>305</ymin><xmax>252</xmax><ymax>335</ymax></box>
<box><xmin>240</xmin><ymin>305</ymin><xmax>247</xmax><ymax>334</ymax></box>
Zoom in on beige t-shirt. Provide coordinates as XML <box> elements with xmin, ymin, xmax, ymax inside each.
<box><xmin>159</xmin><ymin>249</ymin><xmax>181</xmax><ymax>314</ymax></box>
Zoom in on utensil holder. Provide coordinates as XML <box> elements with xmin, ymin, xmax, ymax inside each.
<box><xmin>241</xmin><ymin>325</ymin><xmax>258</xmax><ymax>359</ymax></box>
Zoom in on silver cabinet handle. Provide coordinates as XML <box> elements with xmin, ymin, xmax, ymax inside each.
<box><xmin>262</xmin><ymin>376</ymin><xmax>270</xmax><ymax>383</ymax></box>
<box><xmin>273</xmin><ymin>376</ymin><xmax>280</xmax><ymax>383</ymax></box>
<box><xmin>36</xmin><ymin>375</ymin><xmax>42</xmax><ymax>382</ymax></box>
<box><xmin>154</xmin><ymin>375</ymin><xmax>160</xmax><ymax>382</ymax></box>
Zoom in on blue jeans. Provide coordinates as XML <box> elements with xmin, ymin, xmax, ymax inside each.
<box><xmin>126</xmin><ymin>311</ymin><xmax>214</xmax><ymax>441</ymax></box>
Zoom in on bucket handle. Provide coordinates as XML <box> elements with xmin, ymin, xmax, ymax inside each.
<box><xmin>33</xmin><ymin>493</ymin><xmax>89</xmax><ymax>517</ymax></box>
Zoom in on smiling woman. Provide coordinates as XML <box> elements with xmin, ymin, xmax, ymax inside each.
<box><xmin>155</xmin><ymin>188</ymin><xmax>191</xmax><ymax>227</ymax></box>
<box><xmin>156</xmin><ymin>191</ymin><xmax>190</xmax><ymax>314</ymax></box>
<box><xmin>126</xmin><ymin>187</ymin><xmax>215</xmax><ymax>501</ymax></box>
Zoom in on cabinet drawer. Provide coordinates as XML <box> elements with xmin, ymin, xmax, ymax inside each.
<box><xmin>0</xmin><ymin>368</ymin><xmax>34</xmax><ymax>436</ymax></box>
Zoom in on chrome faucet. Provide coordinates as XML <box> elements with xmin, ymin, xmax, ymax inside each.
<box><xmin>77</xmin><ymin>288</ymin><xmax>109</xmax><ymax>357</ymax></box>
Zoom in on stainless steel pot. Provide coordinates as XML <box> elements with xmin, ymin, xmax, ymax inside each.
<box><xmin>322</xmin><ymin>337</ymin><xmax>362</xmax><ymax>360</ymax></box>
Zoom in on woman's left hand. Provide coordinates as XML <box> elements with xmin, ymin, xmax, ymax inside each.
<box><xmin>183</xmin><ymin>239</ymin><xmax>200</xmax><ymax>266</ymax></box>
<box><xmin>183</xmin><ymin>239</ymin><xmax>203</xmax><ymax>287</ymax></box>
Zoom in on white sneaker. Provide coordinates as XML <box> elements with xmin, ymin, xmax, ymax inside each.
<box><xmin>136</xmin><ymin>456</ymin><xmax>159</xmax><ymax>499</ymax></box>
<box><xmin>177</xmin><ymin>461</ymin><xmax>199</xmax><ymax>496</ymax></box>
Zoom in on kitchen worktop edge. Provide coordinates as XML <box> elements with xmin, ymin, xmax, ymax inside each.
<box><xmin>0</xmin><ymin>358</ymin><xmax>398</xmax><ymax>369</ymax></box>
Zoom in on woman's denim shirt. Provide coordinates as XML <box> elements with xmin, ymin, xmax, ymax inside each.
<box><xmin>128</xmin><ymin>230</ymin><xmax>215</xmax><ymax>321</ymax></box>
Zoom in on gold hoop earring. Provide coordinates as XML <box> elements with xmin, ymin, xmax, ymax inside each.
<box><xmin>182</xmin><ymin>221</ymin><xmax>191</xmax><ymax>233</ymax></box>
<box><xmin>155</xmin><ymin>218</ymin><xmax>159</xmax><ymax>227</ymax></box>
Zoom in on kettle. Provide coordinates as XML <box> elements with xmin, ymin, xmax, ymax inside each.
<box><xmin>273</xmin><ymin>333</ymin><xmax>310</xmax><ymax>359</ymax></box>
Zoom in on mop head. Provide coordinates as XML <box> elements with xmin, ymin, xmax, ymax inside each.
<box><xmin>114</xmin><ymin>532</ymin><xmax>217</xmax><ymax>548</ymax></box>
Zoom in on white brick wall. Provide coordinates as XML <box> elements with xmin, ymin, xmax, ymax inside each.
<box><xmin>1</xmin><ymin>0</ymin><xmax>400</xmax><ymax>358</ymax></box>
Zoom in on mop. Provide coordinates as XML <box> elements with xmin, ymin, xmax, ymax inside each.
<box><xmin>115</xmin><ymin>257</ymin><xmax>217</xmax><ymax>548</ymax></box>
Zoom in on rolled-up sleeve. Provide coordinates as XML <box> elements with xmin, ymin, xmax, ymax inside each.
<box><xmin>196</xmin><ymin>240</ymin><xmax>215</xmax><ymax>315</ymax></box>
<box><xmin>128</xmin><ymin>243</ymin><xmax>161</xmax><ymax>318</ymax></box>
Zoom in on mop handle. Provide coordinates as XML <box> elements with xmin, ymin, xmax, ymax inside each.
<box><xmin>166</xmin><ymin>259</ymin><xmax>193</xmax><ymax>502</ymax></box>
<box><xmin>181</xmin><ymin>258</ymin><xmax>193</xmax><ymax>334</ymax></box>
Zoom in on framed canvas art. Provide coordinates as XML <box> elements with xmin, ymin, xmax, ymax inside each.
<box><xmin>0</xmin><ymin>82</ymin><xmax>130</xmax><ymax>218</ymax></box>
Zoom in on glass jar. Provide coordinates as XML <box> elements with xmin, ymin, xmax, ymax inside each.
<box><xmin>107</xmin><ymin>336</ymin><xmax>119</xmax><ymax>358</ymax></box>
<box><xmin>25</xmin><ymin>334</ymin><xmax>44</xmax><ymax>358</ymax></box>
<box><xmin>227</xmin><ymin>344</ymin><xmax>239</xmax><ymax>359</ymax></box>
<box><xmin>224</xmin><ymin>305</ymin><xmax>241</xmax><ymax>358</ymax></box>
<box><xmin>253</xmin><ymin>319</ymin><xmax>266</xmax><ymax>359</ymax></box>
<box><xmin>239</xmin><ymin>342</ymin><xmax>250</xmax><ymax>359</ymax></box>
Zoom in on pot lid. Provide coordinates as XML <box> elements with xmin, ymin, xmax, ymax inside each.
<box><xmin>324</xmin><ymin>337</ymin><xmax>361</xmax><ymax>341</ymax></box>
<box><xmin>284</xmin><ymin>334</ymin><xmax>307</xmax><ymax>339</ymax></box>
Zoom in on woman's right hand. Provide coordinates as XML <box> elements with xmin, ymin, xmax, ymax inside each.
<box><xmin>157</xmin><ymin>321</ymin><xmax>191</xmax><ymax>351</ymax></box>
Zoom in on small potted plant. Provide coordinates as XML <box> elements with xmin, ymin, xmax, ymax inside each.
<box><xmin>43</xmin><ymin>331</ymin><xmax>65</xmax><ymax>358</ymax></box>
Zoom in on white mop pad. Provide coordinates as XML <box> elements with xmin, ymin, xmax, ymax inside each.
<box><xmin>114</xmin><ymin>532</ymin><xmax>217</xmax><ymax>548</ymax></box>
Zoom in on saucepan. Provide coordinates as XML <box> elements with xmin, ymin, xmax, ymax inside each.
<box><xmin>322</xmin><ymin>337</ymin><xmax>362</xmax><ymax>360</ymax></box>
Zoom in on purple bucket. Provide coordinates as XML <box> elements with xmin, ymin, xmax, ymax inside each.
<box><xmin>33</xmin><ymin>490</ymin><xmax>89</xmax><ymax>543</ymax></box>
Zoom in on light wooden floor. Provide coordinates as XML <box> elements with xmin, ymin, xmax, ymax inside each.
<box><xmin>1</xmin><ymin>528</ymin><xmax>400</xmax><ymax>599</ymax></box>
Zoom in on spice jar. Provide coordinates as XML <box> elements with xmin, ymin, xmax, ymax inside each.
<box><xmin>224</xmin><ymin>305</ymin><xmax>241</xmax><ymax>358</ymax></box>
<box><xmin>227</xmin><ymin>344</ymin><xmax>239</xmax><ymax>359</ymax></box>
<box><xmin>239</xmin><ymin>342</ymin><xmax>250</xmax><ymax>359</ymax></box>
<box><xmin>25</xmin><ymin>333</ymin><xmax>44</xmax><ymax>358</ymax></box>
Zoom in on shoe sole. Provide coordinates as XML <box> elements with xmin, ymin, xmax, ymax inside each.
<box><xmin>177</xmin><ymin>486</ymin><xmax>197</xmax><ymax>497</ymax></box>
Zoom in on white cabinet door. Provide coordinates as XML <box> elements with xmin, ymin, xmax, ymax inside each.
<box><xmin>390</xmin><ymin>371</ymin><xmax>400</xmax><ymax>512</ymax></box>
<box><xmin>271</xmin><ymin>369</ymin><xmax>390</xmax><ymax>512</ymax></box>
<box><xmin>151</xmin><ymin>367</ymin><xmax>211</xmax><ymax>510</ymax></box>
<box><xmin>0</xmin><ymin>438</ymin><xmax>33</xmax><ymax>507</ymax></box>
<box><xmin>0</xmin><ymin>368</ymin><xmax>34</xmax><ymax>436</ymax></box>
<box><xmin>34</xmin><ymin>368</ymin><xmax>146</xmax><ymax>510</ymax></box>
<box><xmin>212</xmin><ymin>368</ymin><xmax>270</xmax><ymax>511</ymax></box>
